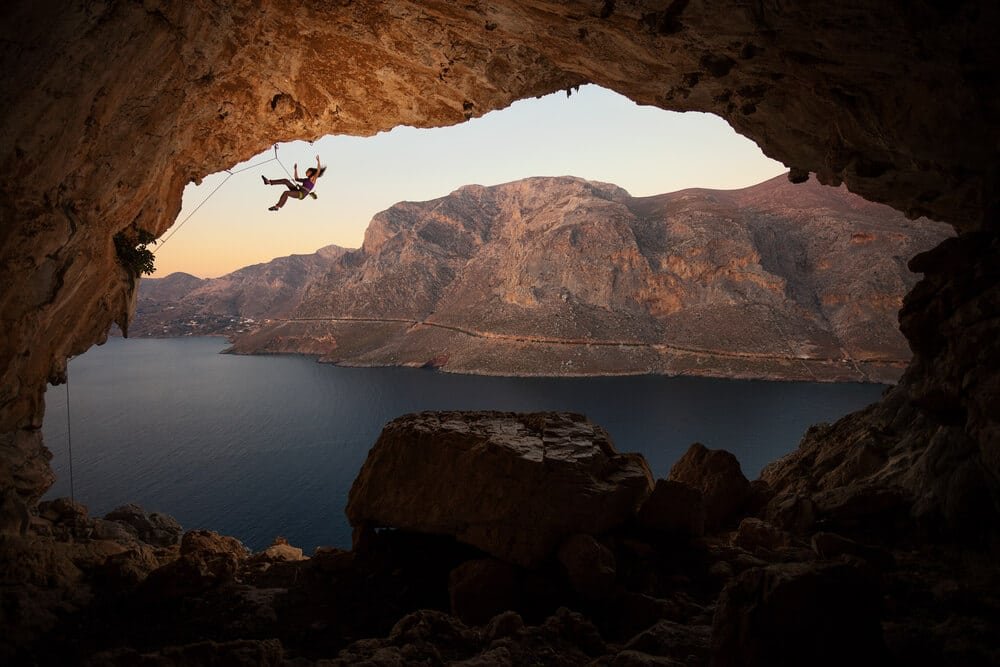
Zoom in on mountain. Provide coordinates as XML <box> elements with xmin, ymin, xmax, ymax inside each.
<box><xmin>137</xmin><ymin>174</ymin><xmax>953</xmax><ymax>381</ymax></box>
<box><xmin>131</xmin><ymin>245</ymin><xmax>348</xmax><ymax>337</ymax></box>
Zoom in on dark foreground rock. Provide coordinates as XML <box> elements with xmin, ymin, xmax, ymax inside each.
<box><xmin>346</xmin><ymin>412</ymin><xmax>654</xmax><ymax>567</ymax></box>
<box><xmin>4</xmin><ymin>412</ymin><xmax>999</xmax><ymax>666</ymax></box>
<box><xmin>711</xmin><ymin>561</ymin><xmax>887</xmax><ymax>667</ymax></box>
<box><xmin>668</xmin><ymin>443</ymin><xmax>751</xmax><ymax>530</ymax></box>
<box><xmin>103</xmin><ymin>503</ymin><xmax>183</xmax><ymax>547</ymax></box>
<box><xmin>636</xmin><ymin>479</ymin><xmax>706</xmax><ymax>538</ymax></box>
<box><xmin>84</xmin><ymin>639</ymin><xmax>284</xmax><ymax>667</ymax></box>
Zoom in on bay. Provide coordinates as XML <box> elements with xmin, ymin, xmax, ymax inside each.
<box><xmin>41</xmin><ymin>337</ymin><xmax>885</xmax><ymax>552</ymax></box>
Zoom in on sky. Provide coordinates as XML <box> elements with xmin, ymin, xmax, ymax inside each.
<box><xmin>157</xmin><ymin>85</ymin><xmax>785</xmax><ymax>278</ymax></box>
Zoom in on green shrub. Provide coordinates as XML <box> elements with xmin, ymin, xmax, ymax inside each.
<box><xmin>114</xmin><ymin>229</ymin><xmax>157</xmax><ymax>277</ymax></box>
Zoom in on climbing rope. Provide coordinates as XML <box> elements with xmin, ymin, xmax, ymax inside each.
<box><xmin>65</xmin><ymin>146</ymin><xmax>299</xmax><ymax>501</ymax></box>
<box><xmin>65</xmin><ymin>369</ymin><xmax>75</xmax><ymax>503</ymax></box>
<box><xmin>158</xmin><ymin>145</ymin><xmax>296</xmax><ymax>249</ymax></box>
<box><xmin>274</xmin><ymin>146</ymin><xmax>296</xmax><ymax>182</ymax></box>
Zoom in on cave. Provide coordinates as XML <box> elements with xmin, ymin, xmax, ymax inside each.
<box><xmin>2</xmin><ymin>1</ymin><xmax>998</xmax><ymax>664</ymax></box>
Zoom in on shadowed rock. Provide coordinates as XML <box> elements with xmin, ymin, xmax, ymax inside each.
<box><xmin>711</xmin><ymin>561</ymin><xmax>887</xmax><ymax>667</ymax></box>
<box><xmin>140</xmin><ymin>530</ymin><xmax>249</xmax><ymax>600</ymax></box>
<box><xmin>557</xmin><ymin>533</ymin><xmax>617</xmax><ymax>601</ymax></box>
<box><xmin>636</xmin><ymin>479</ymin><xmax>706</xmax><ymax>538</ymax></box>
<box><xmin>449</xmin><ymin>558</ymin><xmax>521</xmax><ymax>626</ymax></box>
<box><xmin>623</xmin><ymin>619</ymin><xmax>710</xmax><ymax>665</ymax></box>
<box><xmin>731</xmin><ymin>518</ymin><xmax>790</xmax><ymax>554</ymax></box>
<box><xmin>83</xmin><ymin>639</ymin><xmax>284</xmax><ymax>667</ymax></box>
<box><xmin>346</xmin><ymin>411</ymin><xmax>653</xmax><ymax>567</ymax></box>
<box><xmin>667</xmin><ymin>444</ymin><xmax>750</xmax><ymax>530</ymax></box>
<box><xmin>104</xmin><ymin>504</ymin><xmax>182</xmax><ymax>547</ymax></box>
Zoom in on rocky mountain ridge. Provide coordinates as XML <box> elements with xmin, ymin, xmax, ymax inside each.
<box><xmin>137</xmin><ymin>174</ymin><xmax>951</xmax><ymax>382</ymax></box>
<box><xmin>132</xmin><ymin>244</ymin><xmax>348</xmax><ymax>337</ymax></box>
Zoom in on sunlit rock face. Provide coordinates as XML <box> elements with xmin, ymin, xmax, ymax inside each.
<box><xmin>223</xmin><ymin>174</ymin><xmax>951</xmax><ymax>382</ymax></box>
<box><xmin>1</xmin><ymin>1</ymin><xmax>998</xmax><ymax>529</ymax></box>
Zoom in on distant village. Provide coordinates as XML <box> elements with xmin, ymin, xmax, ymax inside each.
<box><xmin>130</xmin><ymin>307</ymin><xmax>261</xmax><ymax>338</ymax></box>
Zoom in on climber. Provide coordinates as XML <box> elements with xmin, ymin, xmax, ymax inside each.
<box><xmin>262</xmin><ymin>154</ymin><xmax>326</xmax><ymax>210</ymax></box>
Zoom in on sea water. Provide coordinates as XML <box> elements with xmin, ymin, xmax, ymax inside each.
<box><xmin>41</xmin><ymin>336</ymin><xmax>885</xmax><ymax>551</ymax></box>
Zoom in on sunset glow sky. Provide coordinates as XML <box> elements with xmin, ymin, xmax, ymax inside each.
<box><xmin>158</xmin><ymin>86</ymin><xmax>785</xmax><ymax>278</ymax></box>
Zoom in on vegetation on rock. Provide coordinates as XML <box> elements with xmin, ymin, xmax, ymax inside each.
<box><xmin>114</xmin><ymin>229</ymin><xmax>157</xmax><ymax>277</ymax></box>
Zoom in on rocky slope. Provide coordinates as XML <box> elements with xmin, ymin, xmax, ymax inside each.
<box><xmin>5</xmin><ymin>413</ymin><xmax>996</xmax><ymax>665</ymax></box>
<box><xmin>131</xmin><ymin>244</ymin><xmax>347</xmax><ymax>337</ymax></box>
<box><xmin>2</xmin><ymin>0</ymin><xmax>998</xmax><ymax>552</ymax></box>
<box><xmin>218</xmin><ymin>174</ymin><xmax>950</xmax><ymax>381</ymax></box>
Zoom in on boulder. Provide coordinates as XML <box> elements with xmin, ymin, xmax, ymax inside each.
<box><xmin>810</xmin><ymin>532</ymin><xmax>895</xmax><ymax>569</ymax></box>
<box><xmin>623</xmin><ymin>619</ymin><xmax>710</xmax><ymax>664</ymax></box>
<box><xmin>667</xmin><ymin>444</ymin><xmax>750</xmax><ymax>530</ymax></box>
<box><xmin>603</xmin><ymin>591</ymin><xmax>688</xmax><ymax>641</ymax></box>
<box><xmin>38</xmin><ymin>497</ymin><xmax>87</xmax><ymax>524</ymax></box>
<box><xmin>82</xmin><ymin>638</ymin><xmax>284</xmax><ymax>666</ymax></box>
<box><xmin>251</xmin><ymin>537</ymin><xmax>306</xmax><ymax>564</ymax></box>
<box><xmin>252</xmin><ymin>542</ymin><xmax>305</xmax><ymax>563</ymax></box>
<box><xmin>388</xmin><ymin>609</ymin><xmax>478</xmax><ymax>649</ymax></box>
<box><xmin>731</xmin><ymin>518</ymin><xmax>790</xmax><ymax>554</ymax></box>
<box><xmin>452</xmin><ymin>646</ymin><xmax>514</xmax><ymax>666</ymax></box>
<box><xmin>104</xmin><ymin>504</ymin><xmax>182</xmax><ymax>547</ymax></box>
<box><xmin>140</xmin><ymin>530</ymin><xmax>249</xmax><ymax>599</ymax></box>
<box><xmin>557</xmin><ymin>533</ymin><xmax>617</xmax><ymax>601</ymax></box>
<box><xmin>485</xmin><ymin>611</ymin><xmax>525</xmax><ymax>641</ymax></box>
<box><xmin>764</xmin><ymin>492</ymin><xmax>817</xmax><ymax>533</ymax></box>
<box><xmin>609</xmin><ymin>651</ymin><xmax>686</xmax><ymax>666</ymax></box>
<box><xmin>333</xmin><ymin>607</ymin><xmax>604</xmax><ymax>665</ymax></box>
<box><xmin>636</xmin><ymin>479</ymin><xmax>705</xmax><ymax>537</ymax></box>
<box><xmin>0</xmin><ymin>488</ymin><xmax>31</xmax><ymax>535</ymax></box>
<box><xmin>180</xmin><ymin>530</ymin><xmax>248</xmax><ymax>560</ymax></box>
<box><xmin>96</xmin><ymin>545</ymin><xmax>164</xmax><ymax>593</ymax></box>
<box><xmin>540</xmin><ymin>607</ymin><xmax>607</xmax><ymax>657</ymax></box>
<box><xmin>449</xmin><ymin>558</ymin><xmax>521</xmax><ymax>626</ymax></box>
<box><xmin>744</xmin><ymin>479</ymin><xmax>774</xmax><ymax>516</ymax></box>
<box><xmin>311</xmin><ymin>547</ymin><xmax>355</xmax><ymax>573</ymax></box>
<box><xmin>810</xmin><ymin>483</ymin><xmax>912</xmax><ymax>534</ymax></box>
<box><xmin>90</xmin><ymin>518</ymin><xmax>138</xmax><ymax>544</ymax></box>
<box><xmin>711</xmin><ymin>561</ymin><xmax>887</xmax><ymax>667</ymax></box>
<box><xmin>37</xmin><ymin>497</ymin><xmax>90</xmax><ymax>540</ymax></box>
<box><xmin>347</xmin><ymin>412</ymin><xmax>653</xmax><ymax>567</ymax></box>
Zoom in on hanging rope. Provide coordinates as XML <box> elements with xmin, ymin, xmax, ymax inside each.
<box><xmin>273</xmin><ymin>144</ymin><xmax>297</xmax><ymax>182</ymax></box>
<box><xmin>65</xmin><ymin>370</ymin><xmax>75</xmax><ymax>503</ymax></box>
<box><xmin>158</xmin><ymin>145</ymin><xmax>287</xmax><ymax>249</ymax></box>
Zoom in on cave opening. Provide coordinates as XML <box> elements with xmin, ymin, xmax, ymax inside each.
<box><xmin>158</xmin><ymin>85</ymin><xmax>784</xmax><ymax>278</ymax></box>
<box><xmin>4</xmin><ymin>1</ymin><xmax>999</xmax><ymax>662</ymax></box>
<box><xmin>37</xmin><ymin>86</ymin><xmax>951</xmax><ymax>553</ymax></box>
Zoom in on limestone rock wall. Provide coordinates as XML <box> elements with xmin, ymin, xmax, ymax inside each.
<box><xmin>2</xmin><ymin>1</ymin><xmax>999</xmax><ymax>523</ymax></box>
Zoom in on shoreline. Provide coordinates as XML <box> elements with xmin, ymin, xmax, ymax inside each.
<box><xmin>119</xmin><ymin>332</ymin><xmax>902</xmax><ymax>384</ymax></box>
<box><xmin>221</xmin><ymin>345</ymin><xmax>899</xmax><ymax>385</ymax></box>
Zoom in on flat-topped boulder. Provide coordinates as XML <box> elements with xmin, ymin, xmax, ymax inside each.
<box><xmin>346</xmin><ymin>412</ymin><xmax>654</xmax><ymax>567</ymax></box>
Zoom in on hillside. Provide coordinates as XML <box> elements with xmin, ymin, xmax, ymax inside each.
<box><xmin>132</xmin><ymin>245</ymin><xmax>348</xmax><ymax>337</ymax></box>
<box><xmin>136</xmin><ymin>174</ymin><xmax>953</xmax><ymax>381</ymax></box>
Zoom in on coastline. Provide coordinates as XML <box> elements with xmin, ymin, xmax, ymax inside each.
<box><xmin>119</xmin><ymin>325</ymin><xmax>903</xmax><ymax>383</ymax></box>
<box><xmin>220</xmin><ymin>343</ymin><xmax>901</xmax><ymax>385</ymax></box>
<box><xmin>214</xmin><ymin>317</ymin><xmax>904</xmax><ymax>384</ymax></box>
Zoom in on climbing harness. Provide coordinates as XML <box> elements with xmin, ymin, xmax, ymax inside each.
<box><xmin>158</xmin><ymin>145</ymin><xmax>300</xmax><ymax>248</ymax></box>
